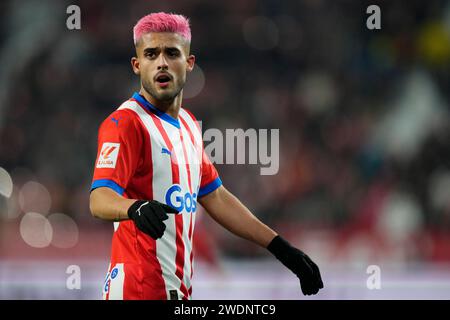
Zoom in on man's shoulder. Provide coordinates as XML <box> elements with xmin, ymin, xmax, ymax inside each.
<box><xmin>99</xmin><ymin>100</ymin><xmax>141</xmax><ymax>132</ymax></box>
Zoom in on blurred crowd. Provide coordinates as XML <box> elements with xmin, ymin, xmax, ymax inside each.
<box><xmin>0</xmin><ymin>0</ymin><xmax>449</xmax><ymax>264</ymax></box>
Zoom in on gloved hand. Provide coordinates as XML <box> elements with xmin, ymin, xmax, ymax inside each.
<box><xmin>128</xmin><ymin>200</ymin><xmax>179</xmax><ymax>239</ymax></box>
<box><xmin>267</xmin><ymin>235</ymin><xmax>324</xmax><ymax>295</ymax></box>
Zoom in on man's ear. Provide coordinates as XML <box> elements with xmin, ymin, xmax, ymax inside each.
<box><xmin>131</xmin><ymin>57</ymin><xmax>140</xmax><ymax>75</ymax></box>
<box><xmin>186</xmin><ymin>54</ymin><xmax>195</xmax><ymax>72</ymax></box>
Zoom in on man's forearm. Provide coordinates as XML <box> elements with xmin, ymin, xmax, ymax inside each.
<box><xmin>199</xmin><ymin>186</ymin><xmax>277</xmax><ymax>247</ymax></box>
<box><xmin>89</xmin><ymin>187</ymin><xmax>135</xmax><ymax>221</ymax></box>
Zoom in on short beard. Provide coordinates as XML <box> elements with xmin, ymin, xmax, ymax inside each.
<box><xmin>142</xmin><ymin>78</ymin><xmax>183</xmax><ymax>104</ymax></box>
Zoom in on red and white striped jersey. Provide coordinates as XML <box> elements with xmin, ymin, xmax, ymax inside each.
<box><xmin>91</xmin><ymin>92</ymin><xmax>222</xmax><ymax>300</ymax></box>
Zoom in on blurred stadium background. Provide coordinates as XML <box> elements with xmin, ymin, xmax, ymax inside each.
<box><xmin>1</xmin><ymin>0</ymin><xmax>450</xmax><ymax>299</ymax></box>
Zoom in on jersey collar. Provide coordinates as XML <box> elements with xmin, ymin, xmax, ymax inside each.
<box><xmin>132</xmin><ymin>92</ymin><xmax>181</xmax><ymax>129</ymax></box>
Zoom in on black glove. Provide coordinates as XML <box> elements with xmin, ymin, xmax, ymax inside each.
<box><xmin>267</xmin><ymin>235</ymin><xmax>324</xmax><ymax>296</ymax></box>
<box><xmin>128</xmin><ymin>200</ymin><xmax>179</xmax><ymax>239</ymax></box>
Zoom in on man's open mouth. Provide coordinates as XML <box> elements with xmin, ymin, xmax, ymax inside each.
<box><xmin>155</xmin><ymin>74</ymin><xmax>172</xmax><ymax>84</ymax></box>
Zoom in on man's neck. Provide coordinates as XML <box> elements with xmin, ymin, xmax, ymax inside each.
<box><xmin>139</xmin><ymin>89</ymin><xmax>182</xmax><ymax>119</ymax></box>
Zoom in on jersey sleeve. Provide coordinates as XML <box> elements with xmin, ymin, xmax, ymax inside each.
<box><xmin>198</xmin><ymin>148</ymin><xmax>222</xmax><ymax>197</ymax></box>
<box><xmin>91</xmin><ymin>109</ymin><xmax>143</xmax><ymax>195</ymax></box>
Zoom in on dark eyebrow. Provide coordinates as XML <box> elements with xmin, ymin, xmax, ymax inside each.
<box><xmin>165</xmin><ymin>47</ymin><xmax>180</xmax><ymax>52</ymax></box>
<box><xmin>143</xmin><ymin>47</ymin><xmax>158</xmax><ymax>53</ymax></box>
<box><xmin>143</xmin><ymin>47</ymin><xmax>181</xmax><ymax>54</ymax></box>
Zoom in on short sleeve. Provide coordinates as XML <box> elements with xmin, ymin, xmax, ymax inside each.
<box><xmin>91</xmin><ymin>109</ymin><xmax>143</xmax><ymax>195</ymax></box>
<box><xmin>198</xmin><ymin>148</ymin><xmax>222</xmax><ymax>197</ymax></box>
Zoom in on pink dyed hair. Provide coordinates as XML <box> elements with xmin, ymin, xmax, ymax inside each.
<box><xmin>133</xmin><ymin>12</ymin><xmax>191</xmax><ymax>45</ymax></box>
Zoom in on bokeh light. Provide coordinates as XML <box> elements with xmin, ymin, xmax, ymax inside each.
<box><xmin>19</xmin><ymin>212</ymin><xmax>53</xmax><ymax>248</ymax></box>
<box><xmin>295</xmin><ymin>72</ymin><xmax>337</xmax><ymax>114</ymax></box>
<box><xmin>0</xmin><ymin>185</ymin><xmax>21</xmax><ymax>220</ymax></box>
<box><xmin>184</xmin><ymin>64</ymin><xmax>206</xmax><ymax>99</ymax></box>
<box><xmin>0</xmin><ymin>167</ymin><xmax>13</xmax><ymax>198</ymax></box>
<box><xmin>242</xmin><ymin>16</ymin><xmax>279</xmax><ymax>51</ymax></box>
<box><xmin>18</xmin><ymin>181</ymin><xmax>52</xmax><ymax>215</ymax></box>
<box><xmin>274</xmin><ymin>15</ymin><xmax>303</xmax><ymax>53</ymax></box>
<box><xmin>47</xmin><ymin>213</ymin><xmax>79</xmax><ymax>248</ymax></box>
<box><xmin>377</xmin><ymin>191</ymin><xmax>423</xmax><ymax>243</ymax></box>
<box><xmin>428</xmin><ymin>170</ymin><xmax>450</xmax><ymax>211</ymax></box>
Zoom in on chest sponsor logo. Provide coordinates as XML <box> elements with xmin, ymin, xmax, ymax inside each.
<box><xmin>165</xmin><ymin>184</ymin><xmax>197</xmax><ymax>213</ymax></box>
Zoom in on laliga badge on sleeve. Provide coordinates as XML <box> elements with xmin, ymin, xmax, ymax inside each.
<box><xmin>97</xmin><ymin>142</ymin><xmax>120</xmax><ymax>168</ymax></box>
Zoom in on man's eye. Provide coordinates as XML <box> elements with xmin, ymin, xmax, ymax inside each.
<box><xmin>146</xmin><ymin>52</ymin><xmax>156</xmax><ymax>58</ymax></box>
<box><xmin>168</xmin><ymin>51</ymin><xmax>180</xmax><ymax>57</ymax></box>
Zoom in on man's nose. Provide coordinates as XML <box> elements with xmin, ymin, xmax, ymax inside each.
<box><xmin>157</xmin><ymin>54</ymin><xmax>168</xmax><ymax>70</ymax></box>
